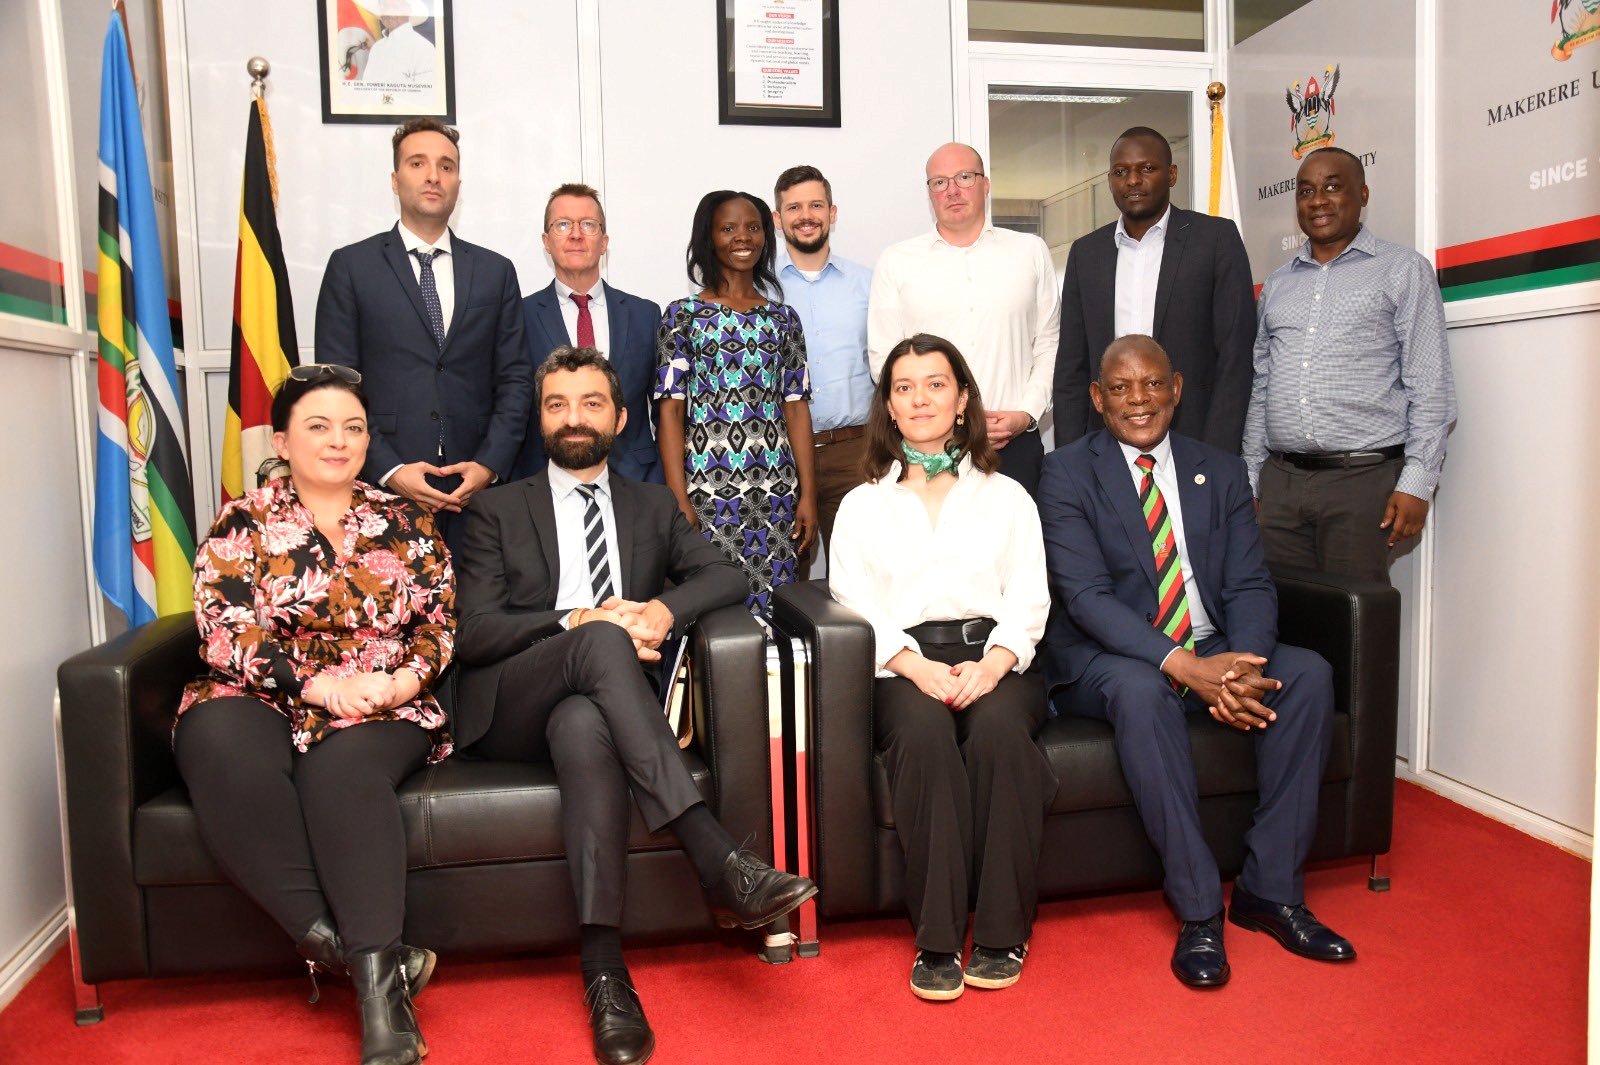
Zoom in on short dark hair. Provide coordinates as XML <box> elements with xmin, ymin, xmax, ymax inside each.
<box><xmin>773</xmin><ymin>165</ymin><xmax>833</xmax><ymax>208</ymax></box>
<box><xmin>543</xmin><ymin>182</ymin><xmax>606</xmax><ymax>231</ymax></box>
<box><xmin>1304</xmin><ymin>145</ymin><xmax>1366</xmax><ymax>185</ymax></box>
<box><xmin>391</xmin><ymin>118</ymin><xmax>460</xmax><ymax>170</ymax></box>
<box><xmin>863</xmin><ymin>334</ymin><xmax>999</xmax><ymax>481</ymax></box>
<box><xmin>534</xmin><ymin>345</ymin><xmax>624</xmax><ymax>413</ymax></box>
<box><xmin>261</xmin><ymin>371</ymin><xmax>368</xmax><ymax>485</ymax></box>
<box><xmin>1113</xmin><ymin>126</ymin><xmax>1172</xmax><ymax>165</ymax></box>
<box><xmin>685</xmin><ymin>190</ymin><xmax>779</xmax><ymax>297</ymax></box>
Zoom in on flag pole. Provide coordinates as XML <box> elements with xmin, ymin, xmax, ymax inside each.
<box><xmin>247</xmin><ymin>57</ymin><xmax>280</xmax><ymax>208</ymax></box>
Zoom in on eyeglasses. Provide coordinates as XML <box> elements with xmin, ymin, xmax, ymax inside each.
<box><xmin>548</xmin><ymin>218</ymin><xmax>604</xmax><ymax>236</ymax></box>
<box><xmin>288</xmin><ymin>363</ymin><xmax>363</xmax><ymax>385</ymax></box>
<box><xmin>925</xmin><ymin>170</ymin><xmax>984</xmax><ymax>194</ymax></box>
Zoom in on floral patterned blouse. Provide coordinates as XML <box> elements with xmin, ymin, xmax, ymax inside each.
<box><xmin>178</xmin><ymin>477</ymin><xmax>455</xmax><ymax>762</ymax></box>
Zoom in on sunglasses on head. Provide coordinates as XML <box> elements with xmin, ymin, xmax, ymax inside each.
<box><xmin>288</xmin><ymin>363</ymin><xmax>363</xmax><ymax>385</ymax></box>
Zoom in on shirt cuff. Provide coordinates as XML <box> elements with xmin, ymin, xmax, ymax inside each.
<box><xmin>875</xmin><ymin>632</ymin><xmax>921</xmax><ymax>678</ymax></box>
<box><xmin>984</xmin><ymin>626</ymin><xmax>1035</xmax><ymax>673</ymax></box>
<box><xmin>380</xmin><ymin>464</ymin><xmax>404</xmax><ymax>487</ymax></box>
<box><xmin>1158</xmin><ymin>645</ymin><xmax>1184</xmax><ymax>675</ymax></box>
<box><xmin>1394</xmin><ymin>464</ymin><xmax>1438</xmax><ymax>500</ymax></box>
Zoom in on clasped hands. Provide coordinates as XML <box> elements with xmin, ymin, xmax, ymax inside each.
<box><xmin>892</xmin><ymin>646</ymin><xmax>1018</xmax><ymax>711</ymax></box>
<box><xmin>1163</xmin><ymin>649</ymin><xmax>1282</xmax><ymax>732</ymax></box>
<box><xmin>572</xmin><ymin>596</ymin><xmax>675</xmax><ymax>663</ymax></box>
<box><xmin>389</xmin><ymin>460</ymin><xmax>496</xmax><ymax>514</ymax></box>
<box><xmin>304</xmin><ymin>668</ymin><xmax>422</xmax><ymax>721</ymax></box>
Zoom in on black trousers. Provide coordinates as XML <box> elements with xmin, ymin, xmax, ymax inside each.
<box><xmin>467</xmin><ymin>621</ymin><xmax>704</xmax><ymax>927</ymax></box>
<box><xmin>1256</xmin><ymin>453</ymin><xmax>1404</xmax><ymax>584</ymax></box>
<box><xmin>173</xmin><ymin>697</ymin><xmax>430</xmax><ymax>956</ymax></box>
<box><xmin>1054</xmin><ymin>632</ymin><xmax>1335</xmax><ymax>921</ymax></box>
<box><xmin>996</xmin><ymin>428</ymin><xmax>1044</xmax><ymax>498</ymax></box>
<box><xmin>875</xmin><ymin>642</ymin><xmax>1056</xmax><ymax>954</ymax></box>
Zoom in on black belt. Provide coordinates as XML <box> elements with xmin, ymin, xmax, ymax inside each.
<box><xmin>813</xmin><ymin>424</ymin><xmax>866</xmax><ymax>446</ymax></box>
<box><xmin>907</xmin><ymin>618</ymin><xmax>997</xmax><ymax>646</ymax></box>
<box><xmin>1272</xmin><ymin>444</ymin><xmax>1403</xmax><ymax>471</ymax></box>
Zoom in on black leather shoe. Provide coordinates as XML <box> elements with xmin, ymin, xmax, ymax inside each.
<box><xmin>349</xmin><ymin>948</ymin><xmax>425</xmax><ymax>1065</ymax></box>
<box><xmin>295</xmin><ymin>916</ymin><xmax>436</xmax><ymax>1001</ymax></box>
<box><xmin>1171</xmin><ymin>914</ymin><xmax>1230</xmax><ymax>988</ymax></box>
<box><xmin>703</xmin><ymin>848</ymin><xmax>818</xmax><ymax>931</ymax></box>
<box><xmin>1228</xmin><ymin>884</ymin><xmax>1356</xmax><ymax>962</ymax></box>
<box><xmin>584</xmin><ymin>973</ymin><xmax>655</xmax><ymax>1065</ymax></box>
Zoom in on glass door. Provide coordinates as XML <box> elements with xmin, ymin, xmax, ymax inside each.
<box><xmin>968</xmin><ymin>54</ymin><xmax>1216</xmax><ymax>276</ymax></box>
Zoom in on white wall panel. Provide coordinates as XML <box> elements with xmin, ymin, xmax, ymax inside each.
<box><xmin>1428</xmin><ymin>311</ymin><xmax>1600</xmax><ymax>834</ymax></box>
<box><xmin>597</xmin><ymin>2</ymin><xmax>955</xmax><ymax>305</ymax></box>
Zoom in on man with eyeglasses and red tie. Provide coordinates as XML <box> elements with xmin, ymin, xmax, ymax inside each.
<box><xmin>315</xmin><ymin>118</ymin><xmax>532</xmax><ymax>555</ymax></box>
<box><xmin>867</xmin><ymin>142</ymin><xmax>1061</xmax><ymax>496</ymax></box>
<box><xmin>516</xmin><ymin>183</ymin><xmax>666</xmax><ymax>484</ymax></box>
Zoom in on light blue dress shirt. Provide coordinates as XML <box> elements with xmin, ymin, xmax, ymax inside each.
<box><xmin>778</xmin><ymin>253</ymin><xmax>874</xmax><ymax>432</ymax></box>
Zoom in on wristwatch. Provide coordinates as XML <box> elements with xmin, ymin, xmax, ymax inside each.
<box><xmin>1025</xmin><ymin>413</ymin><xmax>1039</xmax><ymax>433</ymax></box>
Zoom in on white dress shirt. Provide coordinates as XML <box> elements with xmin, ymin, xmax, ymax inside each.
<box><xmin>828</xmin><ymin>457</ymin><xmax>1049</xmax><ymax>676</ymax></box>
<box><xmin>554</xmin><ymin>277</ymin><xmax>611</xmax><ymax>356</ymax></box>
<box><xmin>397</xmin><ymin>222</ymin><xmax>455</xmax><ymax>333</ymax></box>
<box><xmin>1112</xmin><ymin>206</ymin><xmax>1170</xmax><ymax>338</ymax></box>
<box><xmin>867</xmin><ymin>225</ymin><xmax>1061</xmax><ymax>422</ymax></box>
<box><xmin>549</xmin><ymin>464</ymin><xmax>624</xmax><ymax>621</ymax></box>
<box><xmin>1115</xmin><ymin>435</ymin><xmax>1215</xmax><ymax>645</ymax></box>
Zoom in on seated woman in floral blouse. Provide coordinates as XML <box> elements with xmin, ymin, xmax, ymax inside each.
<box><xmin>173</xmin><ymin>366</ymin><xmax>452</xmax><ymax>1065</ymax></box>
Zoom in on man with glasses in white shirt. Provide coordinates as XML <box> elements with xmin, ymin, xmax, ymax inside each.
<box><xmin>517</xmin><ymin>183</ymin><xmax>665</xmax><ymax>484</ymax></box>
<box><xmin>867</xmin><ymin>143</ymin><xmax>1061</xmax><ymax>496</ymax></box>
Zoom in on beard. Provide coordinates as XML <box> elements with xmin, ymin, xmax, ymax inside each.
<box><xmin>544</xmin><ymin>425</ymin><xmax>615</xmax><ymax>470</ymax></box>
<box><xmin>784</xmin><ymin>228</ymin><xmax>829</xmax><ymax>255</ymax></box>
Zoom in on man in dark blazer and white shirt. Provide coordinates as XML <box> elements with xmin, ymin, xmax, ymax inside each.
<box><xmin>1052</xmin><ymin>127</ymin><xmax>1256</xmax><ymax>452</ymax></box>
<box><xmin>455</xmin><ymin>347</ymin><xmax>816</xmax><ymax>1065</ymax></box>
<box><xmin>515</xmin><ymin>183</ymin><xmax>663</xmax><ymax>483</ymax></box>
<box><xmin>315</xmin><ymin>118</ymin><xmax>532</xmax><ymax>552</ymax></box>
<box><xmin>1038</xmin><ymin>334</ymin><xmax>1353</xmax><ymax>989</ymax></box>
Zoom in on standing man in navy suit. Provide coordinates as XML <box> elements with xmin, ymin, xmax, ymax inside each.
<box><xmin>1052</xmin><ymin>128</ymin><xmax>1256</xmax><ymax>452</ymax></box>
<box><xmin>515</xmin><ymin>183</ymin><xmax>663</xmax><ymax>484</ymax></box>
<box><xmin>1038</xmin><ymin>335</ymin><xmax>1354</xmax><ymax>989</ymax></box>
<box><xmin>315</xmin><ymin>118</ymin><xmax>531</xmax><ymax>553</ymax></box>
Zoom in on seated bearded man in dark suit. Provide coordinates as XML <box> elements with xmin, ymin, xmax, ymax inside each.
<box><xmin>1037</xmin><ymin>334</ymin><xmax>1354</xmax><ymax>989</ymax></box>
<box><xmin>454</xmin><ymin>346</ymin><xmax>817</xmax><ymax>1064</ymax></box>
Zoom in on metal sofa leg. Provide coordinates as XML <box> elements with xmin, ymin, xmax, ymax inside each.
<box><xmin>1367</xmin><ymin>853</ymin><xmax>1391</xmax><ymax>893</ymax></box>
<box><xmin>69</xmin><ymin>922</ymin><xmax>103</xmax><ymax>1025</ymax></box>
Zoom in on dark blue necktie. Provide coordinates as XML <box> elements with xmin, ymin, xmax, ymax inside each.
<box><xmin>411</xmin><ymin>248</ymin><xmax>447</xmax><ymax>348</ymax></box>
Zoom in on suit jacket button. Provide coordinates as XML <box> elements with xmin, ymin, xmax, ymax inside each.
<box><xmin>437</xmin><ymin>361</ymin><xmax>445</xmax><ymax>372</ymax></box>
<box><xmin>430</xmin><ymin>411</ymin><xmax>439</xmax><ymax>420</ymax></box>
<box><xmin>1145</xmin><ymin>613</ymin><xmax>1153</xmax><ymax>621</ymax></box>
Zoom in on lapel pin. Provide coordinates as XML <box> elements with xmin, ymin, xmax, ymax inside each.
<box><xmin>1194</xmin><ymin>474</ymin><xmax>1206</xmax><ymax>485</ymax></box>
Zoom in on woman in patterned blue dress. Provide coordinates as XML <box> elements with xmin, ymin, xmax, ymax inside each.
<box><xmin>655</xmin><ymin>190</ymin><xmax>817</xmax><ymax>617</ymax></box>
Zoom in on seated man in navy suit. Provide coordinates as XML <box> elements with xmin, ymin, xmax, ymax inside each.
<box><xmin>1037</xmin><ymin>334</ymin><xmax>1354</xmax><ymax>988</ymax></box>
<box><xmin>455</xmin><ymin>346</ymin><xmax>816</xmax><ymax>1065</ymax></box>
<box><xmin>515</xmin><ymin>183</ymin><xmax>664</xmax><ymax>483</ymax></box>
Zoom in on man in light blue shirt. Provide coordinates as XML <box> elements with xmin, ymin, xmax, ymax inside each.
<box><xmin>773</xmin><ymin>165</ymin><xmax>874</xmax><ymax>576</ymax></box>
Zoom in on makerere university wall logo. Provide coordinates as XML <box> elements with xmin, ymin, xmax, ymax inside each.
<box><xmin>1285</xmin><ymin>64</ymin><xmax>1340</xmax><ymax>159</ymax></box>
<box><xmin>1552</xmin><ymin>0</ymin><xmax>1600</xmax><ymax>60</ymax></box>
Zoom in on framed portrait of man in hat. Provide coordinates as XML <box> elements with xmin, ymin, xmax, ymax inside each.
<box><xmin>317</xmin><ymin>0</ymin><xmax>455</xmax><ymax>124</ymax></box>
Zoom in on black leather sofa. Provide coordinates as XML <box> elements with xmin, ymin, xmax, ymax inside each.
<box><xmin>56</xmin><ymin>605</ymin><xmax>772</xmax><ymax>1023</ymax></box>
<box><xmin>770</xmin><ymin>568</ymin><xmax>1400</xmax><ymax>924</ymax></box>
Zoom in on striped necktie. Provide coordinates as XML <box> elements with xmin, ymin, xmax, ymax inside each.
<box><xmin>574</xmin><ymin>483</ymin><xmax>615</xmax><ymax>605</ymax></box>
<box><xmin>1135</xmin><ymin>454</ymin><xmax>1195</xmax><ymax>668</ymax></box>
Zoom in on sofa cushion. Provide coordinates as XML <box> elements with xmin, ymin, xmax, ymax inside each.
<box><xmin>872</xmin><ymin>711</ymin><xmax>1352</xmax><ymax>828</ymax></box>
<box><xmin>133</xmin><ymin>751</ymin><xmax>712</xmax><ymax>887</ymax></box>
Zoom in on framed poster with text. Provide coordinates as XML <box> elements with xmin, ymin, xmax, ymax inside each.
<box><xmin>718</xmin><ymin>0</ymin><xmax>840</xmax><ymax>127</ymax></box>
<box><xmin>318</xmin><ymin>0</ymin><xmax>456</xmax><ymax>125</ymax></box>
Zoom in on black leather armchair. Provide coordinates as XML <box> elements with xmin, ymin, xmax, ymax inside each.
<box><xmin>770</xmin><ymin>569</ymin><xmax>1400</xmax><ymax>924</ymax></box>
<box><xmin>56</xmin><ymin>605</ymin><xmax>771</xmax><ymax>1021</ymax></box>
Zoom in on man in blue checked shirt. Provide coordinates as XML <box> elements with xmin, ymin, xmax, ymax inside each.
<box><xmin>1244</xmin><ymin>147</ymin><xmax>1457</xmax><ymax>584</ymax></box>
<box><xmin>773</xmin><ymin>165</ymin><xmax>875</xmax><ymax>577</ymax></box>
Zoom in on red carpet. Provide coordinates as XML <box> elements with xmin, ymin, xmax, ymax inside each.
<box><xmin>0</xmin><ymin>782</ymin><xmax>1587</xmax><ymax>1063</ymax></box>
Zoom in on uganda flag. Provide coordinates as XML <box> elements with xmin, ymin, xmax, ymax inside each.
<box><xmin>221</xmin><ymin>95</ymin><xmax>297</xmax><ymax>504</ymax></box>
<box><xmin>94</xmin><ymin>14</ymin><xmax>196</xmax><ymax>626</ymax></box>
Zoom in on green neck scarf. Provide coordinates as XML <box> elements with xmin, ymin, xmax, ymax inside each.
<box><xmin>901</xmin><ymin>439</ymin><xmax>962</xmax><ymax>480</ymax></box>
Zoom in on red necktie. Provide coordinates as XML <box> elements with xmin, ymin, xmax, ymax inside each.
<box><xmin>570</xmin><ymin>292</ymin><xmax>596</xmax><ymax>348</ymax></box>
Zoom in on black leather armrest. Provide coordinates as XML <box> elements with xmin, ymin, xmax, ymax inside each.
<box><xmin>1271</xmin><ymin>566</ymin><xmax>1401</xmax><ymax>855</ymax></box>
<box><xmin>772</xmin><ymin>580</ymin><xmax>876</xmax><ymax>916</ymax></box>
<box><xmin>57</xmin><ymin>614</ymin><xmax>200</xmax><ymax>982</ymax></box>
<box><xmin>689</xmin><ymin>604</ymin><xmax>772</xmax><ymax>859</ymax></box>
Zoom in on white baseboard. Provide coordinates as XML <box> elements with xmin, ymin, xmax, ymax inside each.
<box><xmin>1397</xmin><ymin>760</ymin><xmax>1595</xmax><ymax>859</ymax></box>
<box><xmin>0</xmin><ymin>907</ymin><xmax>66</xmax><ymax>1016</ymax></box>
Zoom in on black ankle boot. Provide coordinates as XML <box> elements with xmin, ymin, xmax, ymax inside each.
<box><xmin>296</xmin><ymin>917</ymin><xmax>436</xmax><ymax>1003</ymax></box>
<box><xmin>349</xmin><ymin>948</ymin><xmax>425</xmax><ymax>1065</ymax></box>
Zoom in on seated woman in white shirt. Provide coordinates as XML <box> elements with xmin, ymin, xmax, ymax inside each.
<box><xmin>829</xmin><ymin>332</ymin><xmax>1056</xmax><ymax>1002</ymax></box>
